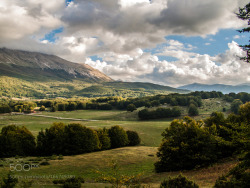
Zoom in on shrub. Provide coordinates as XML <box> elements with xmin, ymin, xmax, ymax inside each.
<box><xmin>127</xmin><ymin>104</ymin><xmax>137</xmax><ymax>112</ymax></box>
<box><xmin>108</xmin><ymin>126</ymin><xmax>129</xmax><ymax>148</ymax></box>
<box><xmin>160</xmin><ymin>174</ymin><xmax>199</xmax><ymax>188</ymax></box>
<box><xmin>40</xmin><ymin>161</ymin><xmax>50</xmax><ymax>166</ymax></box>
<box><xmin>19</xmin><ymin>180</ymin><xmax>33</xmax><ymax>188</ymax></box>
<box><xmin>53</xmin><ymin>177</ymin><xmax>84</xmax><ymax>188</ymax></box>
<box><xmin>39</xmin><ymin>105</ymin><xmax>46</xmax><ymax>111</ymax></box>
<box><xmin>126</xmin><ymin>130</ymin><xmax>141</xmax><ymax>146</ymax></box>
<box><xmin>0</xmin><ymin>173</ymin><xmax>18</xmax><ymax>188</ymax></box>
<box><xmin>50</xmin><ymin>155</ymin><xmax>57</xmax><ymax>160</ymax></box>
<box><xmin>188</xmin><ymin>104</ymin><xmax>199</xmax><ymax>116</ymax></box>
<box><xmin>214</xmin><ymin>152</ymin><xmax>250</xmax><ymax>188</ymax></box>
<box><xmin>58</xmin><ymin>155</ymin><xmax>64</xmax><ymax>160</ymax></box>
<box><xmin>155</xmin><ymin>117</ymin><xmax>219</xmax><ymax>172</ymax></box>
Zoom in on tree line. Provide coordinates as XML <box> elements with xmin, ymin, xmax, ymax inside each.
<box><xmin>0</xmin><ymin>124</ymin><xmax>141</xmax><ymax>157</ymax></box>
<box><xmin>1</xmin><ymin>91</ymin><xmax>250</xmax><ymax>115</ymax></box>
<box><xmin>138</xmin><ymin>107</ymin><xmax>181</xmax><ymax>120</ymax></box>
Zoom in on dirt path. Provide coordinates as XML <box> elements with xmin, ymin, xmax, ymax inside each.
<box><xmin>14</xmin><ymin>113</ymin><xmax>98</xmax><ymax>122</ymax></box>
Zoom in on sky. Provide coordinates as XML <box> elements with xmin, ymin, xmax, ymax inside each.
<box><xmin>0</xmin><ymin>0</ymin><xmax>249</xmax><ymax>87</ymax></box>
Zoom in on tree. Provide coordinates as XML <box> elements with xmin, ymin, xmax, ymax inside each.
<box><xmin>188</xmin><ymin>104</ymin><xmax>199</xmax><ymax>116</ymax></box>
<box><xmin>0</xmin><ymin>125</ymin><xmax>36</xmax><ymax>157</ymax></box>
<box><xmin>66</xmin><ymin>102</ymin><xmax>77</xmax><ymax>111</ymax></box>
<box><xmin>0</xmin><ymin>105</ymin><xmax>12</xmax><ymax>113</ymax></box>
<box><xmin>51</xmin><ymin>104</ymin><xmax>58</xmax><ymax>112</ymax></box>
<box><xmin>239</xmin><ymin>101</ymin><xmax>250</xmax><ymax>123</ymax></box>
<box><xmin>205</xmin><ymin>112</ymin><xmax>226</xmax><ymax>127</ymax></box>
<box><xmin>108</xmin><ymin>126</ymin><xmax>129</xmax><ymax>148</ymax></box>
<box><xmin>170</xmin><ymin>98</ymin><xmax>178</xmax><ymax>106</ymax></box>
<box><xmin>155</xmin><ymin>117</ymin><xmax>219</xmax><ymax>172</ymax></box>
<box><xmin>97</xmin><ymin>128</ymin><xmax>111</xmax><ymax>150</ymax></box>
<box><xmin>138</xmin><ymin>109</ymin><xmax>150</xmax><ymax>120</ymax></box>
<box><xmin>236</xmin><ymin>2</ymin><xmax>250</xmax><ymax>63</ymax></box>
<box><xmin>58</xmin><ymin>103</ymin><xmax>67</xmax><ymax>111</ymax></box>
<box><xmin>37</xmin><ymin>122</ymin><xmax>66</xmax><ymax>155</ymax></box>
<box><xmin>231</xmin><ymin>99</ymin><xmax>243</xmax><ymax>114</ymax></box>
<box><xmin>172</xmin><ymin>107</ymin><xmax>181</xmax><ymax>117</ymax></box>
<box><xmin>64</xmin><ymin>123</ymin><xmax>100</xmax><ymax>154</ymax></box>
<box><xmin>126</xmin><ymin>130</ymin><xmax>141</xmax><ymax>146</ymax></box>
<box><xmin>127</xmin><ymin>104</ymin><xmax>136</xmax><ymax>112</ymax></box>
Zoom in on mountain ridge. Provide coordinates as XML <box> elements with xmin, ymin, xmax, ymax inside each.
<box><xmin>0</xmin><ymin>48</ymin><xmax>112</xmax><ymax>82</ymax></box>
<box><xmin>178</xmin><ymin>83</ymin><xmax>250</xmax><ymax>94</ymax></box>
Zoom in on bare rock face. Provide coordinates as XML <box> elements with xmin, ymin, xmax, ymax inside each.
<box><xmin>0</xmin><ymin>48</ymin><xmax>112</xmax><ymax>82</ymax></box>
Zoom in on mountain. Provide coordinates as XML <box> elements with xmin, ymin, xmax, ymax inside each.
<box><xmin>178</xmin><ymin>83</ymin><xmax>250</xmax><ymax>94</ymax></box>
<box><xmin>0</xmin><ymin>48</ymin><xmax>112</xmax><ymax>82</ymax></box>
<box><xmin>0</xmin><ymin>48</ymin><xmax>188</xmax><ymax>98</ymax></box>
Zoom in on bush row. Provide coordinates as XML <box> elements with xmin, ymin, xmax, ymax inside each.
<box><xmin>0</xmin><ymin>124</ymin><xmax>141</xmax><ymax>157</ymax></box>
<box><xmin>138</xmin><ymin>107</ymin><xmax>181</xmax><ymax>120</ymax></box>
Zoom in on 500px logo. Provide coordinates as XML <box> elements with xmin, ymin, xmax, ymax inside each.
<box><xmin>10</xmin><ymin>163</ymin><xmax>39</xmax><ymax>171</ymax></box>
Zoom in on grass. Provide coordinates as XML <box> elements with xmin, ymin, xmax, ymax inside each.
<box><xmin>0</xmin><ymin>98</ymin><xmax>234</xmax><ymax>187</ymax></box>
<box><xmin>0</xmin><ymin>147</ymin><xmax>237</xmax><ymax>188</ymax></box>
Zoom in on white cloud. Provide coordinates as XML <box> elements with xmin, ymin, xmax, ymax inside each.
<box><xmin>0</xmin><ymin>0</ymin><xmax>63</xmax><ymax>42</ymax></box>
<box><xmin>0</xmin><ymin>0</ymin><xmax>249</xmax><ymax>87</ymax></box>
<box><xmin>86</xmin><ymin>41</ymin><xmax>249</xmax><ymax>87</ymax></box>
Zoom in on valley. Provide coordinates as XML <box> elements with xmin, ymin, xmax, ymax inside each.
<box><xmin>0</xmin><ymin>97</ymin><xmax>240</xmax><ymax>187</ymax></box>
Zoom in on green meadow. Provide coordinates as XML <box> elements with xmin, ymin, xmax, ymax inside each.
<box><xmin>0</xmin><ymin>99</ymin><xmax>234</xmax><ymax>187</ymax></box>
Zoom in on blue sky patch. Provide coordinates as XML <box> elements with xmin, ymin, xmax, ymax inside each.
<box><xmin>41</xmin><ymin>27</ymin><xmax>64</xmax><ymax>43</ymax></box>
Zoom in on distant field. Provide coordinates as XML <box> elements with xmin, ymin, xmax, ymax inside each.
<box><xmin>0</xmin><ymin>98</ymin><xmax>233</xmax><ymax>187</ymax></box>
<box><xmin>0</xmin><ymin>109</ymin><xmax>171</xmax><ymax>147</ymax></box>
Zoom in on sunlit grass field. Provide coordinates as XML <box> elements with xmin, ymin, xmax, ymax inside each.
<box><xmin>0</xmin><ymin>98</ymin><xmax>233</xmax><ymax>187</ymax></box>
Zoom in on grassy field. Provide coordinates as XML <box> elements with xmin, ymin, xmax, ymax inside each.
<box><xmin>0</xmin><ymin>99</ymin><xmax>234</xmax><ymax>187</ymax></box>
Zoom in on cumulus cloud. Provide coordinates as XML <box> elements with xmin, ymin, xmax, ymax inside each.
<box><xmin>58</xmin><ymin>0</ymin><xmax>247</xmax><ymax>55</ymax></box>
<box><xmin>86</xmin><ymin>41</ymin><xmax>249</xmax><ymax>87</ymax></box>
<box><xmin>0</xmin><ymin>0</ymin><xmax>63</xmax><ymax>42</ymax></box>
<box><xmin>0</xmin><ymin>0</ymin><xmax>249</xmax><ymax>86</ymax></box>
